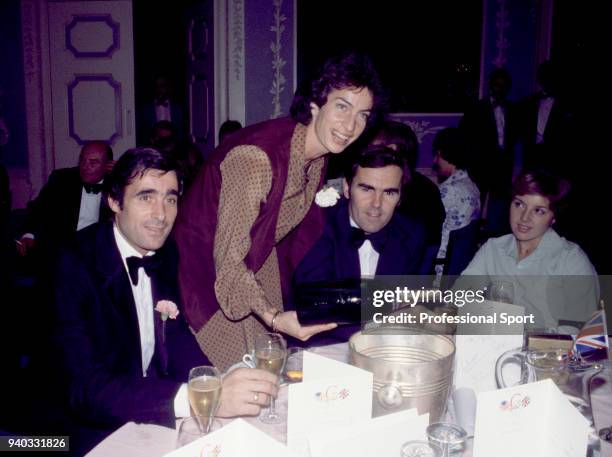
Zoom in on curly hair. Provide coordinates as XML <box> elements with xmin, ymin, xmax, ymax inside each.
<box><xmin>290</xmin><ymin>52</ymin><xmax>387</xmax><ymax>127</ymax></box>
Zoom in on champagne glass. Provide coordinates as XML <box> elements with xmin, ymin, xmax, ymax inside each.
<box><xmin>488</xmin><ymin>280</ymin><xmax>514</xmax><ymax>304</ymax></box>
<box><xmin>188</xmin><ymin>365</ymin><xmax>222</xmax><ymax>433</ymax></box>
<box><xmin>254</xmin><ymin>332</ymin><xmax>287</xmax><ymax>424</ymax></box>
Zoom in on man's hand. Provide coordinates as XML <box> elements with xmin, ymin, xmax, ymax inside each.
<box><xmin>272</xmin><ymin>310</ymin><xmax>337</xmax><ymax>341</ymax></box>
<box><xmin>16</xmin><ymin>237</ymin><xmax>35</xmax><ymax>256</ymax></box>
<box><xmin>217</xmin><ymin>368</ymin><xmax>278</xmax><ymax>417</ymax></box>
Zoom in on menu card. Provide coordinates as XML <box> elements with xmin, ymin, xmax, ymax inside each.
<box><xmin>287</xmin><ymin>351</ymin><xmax>373</xmax><ymax>456</ymax></box>
<box><xmin>307</xmin><ymin>409</ymin><xmax>429</xmax><ymax>457</ymax></box>
<box><xmin>454</xmin><ymin>300</ymin><xmax>525</xmax><ymax>393</ymax></box>
<box><xmin>164</xmin><ymin>418</ymin><xmax>299</xmax><ymax>457</ymax></box>
<box><xmin>473</xmin><ymin>378</ymin><xmax>590</xmax><ymax>457</ymax></box>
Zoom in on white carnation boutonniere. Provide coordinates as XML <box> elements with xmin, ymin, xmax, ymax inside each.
<box><xmin>155</xmin><ymin>300</ymin><xmax>180</xmax><ymax>321</ymax></box>
<box><xmin>315</xmin><ymin>186</ymin><xmax>341</xmax><ymax>207</ymax></box>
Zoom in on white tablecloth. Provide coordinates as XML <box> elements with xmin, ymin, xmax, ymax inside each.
<box><xmin>86</xmin><ymin>343</ymin><xmax>612</xmax><ymax>457</ymax></box>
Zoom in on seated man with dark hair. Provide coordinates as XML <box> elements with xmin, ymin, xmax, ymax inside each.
<box><xmin>370</xmin><ymin>120</ymin><xmax>446</xmax><ymax>273</ymax></box>
<box><xmin>295</xmin><ymin>146</ymin><xmax>426</xmax><ymax>283</ymax></box>
<box><xmin>52</xmin><ymin>147</ymin><xmax>278</xmax><ymax>452</ymax></box>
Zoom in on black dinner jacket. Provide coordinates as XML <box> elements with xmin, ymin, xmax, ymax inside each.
<box><xmin>459</xmin><ymin>98</ymin><xmax>517</xmax><ymax>195</ymax></box>
<box><xmin>53</xmin><ymin>221</ymin><xmax>208</xmax><ymax>430</ymax></box>
<box><xmin>517</xmin><ymin>93</ymin><xmax>575</xmax><ymax>174</ymax></box>
<box><xmin>294</xmin><ymin>199</ymin><xmax>426</xmax><ymax>284</ymax></box>
<box><xmin>25</xmin><ymin>167</ymin><xmax>112</xmax><ymax>252</ymax></box>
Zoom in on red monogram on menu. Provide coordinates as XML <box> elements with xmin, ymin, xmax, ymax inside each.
<box><xmin>315</xmin><ymin>385</ymin><xmax>351</xmax><ymax>402</ymax></box>
<box><xmin>199</xmin><ymin>444</ymin><xmax>221</xmax><ymax>457</ymax></box>
<box><xmin>499</xmin><ymin>393</ymin><xmax>531</xmax><ymax>412</ymax></box>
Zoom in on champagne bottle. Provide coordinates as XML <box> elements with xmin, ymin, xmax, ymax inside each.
<box><xmin>293</xmin><ymin>278</ymin><xmax>365</xmax><ymax>326</ymax></box>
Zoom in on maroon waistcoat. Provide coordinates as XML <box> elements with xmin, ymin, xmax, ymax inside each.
<box><xmin>173</xmin><ymin>117</ymin><xmax>326</xmax><ymax>332</ymax></box>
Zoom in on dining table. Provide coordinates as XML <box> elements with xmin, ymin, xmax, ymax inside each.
<box><xmin>85</xmin><ymin>343</ymin><xmax>612</xmax><ymax>457</ymax></box>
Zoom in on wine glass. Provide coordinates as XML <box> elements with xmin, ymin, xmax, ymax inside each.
<box><xmin>488</xmin><ymin>280</ymin><xmax>514</xmax><ymax>304</ymax></box>
<box><xmin>188</xmin><ymin>365</ymin><xmax>222</xmax><ymax>433</ymax></box>
<box><xmin>254</xmin><ymin>332</ymin><xmax>287</xmax><ymax>424</ymax></box>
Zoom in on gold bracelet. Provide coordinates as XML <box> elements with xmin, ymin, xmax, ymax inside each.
<box><xmin>270</xmin><ymin>310</ymin><xmax>281</xmax><ymax>332</ymax></box>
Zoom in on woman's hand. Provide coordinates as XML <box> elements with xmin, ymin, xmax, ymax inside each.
<box><xmin>271</xmin><ymin>310</ymin><xmax>337</xmax><ymax>341</ymax></box>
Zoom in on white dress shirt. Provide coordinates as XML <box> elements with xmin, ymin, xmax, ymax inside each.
<box><xmin>113</xmin><ymin>224</ymin><xmax>190</xmax><ymax>417</ymax></box>
<box><xmin>492</xmin><ymin>98</ymin><xmax>506</xmax><ymax>148</ymax></box>
<box><xmin>76</xmin><ymin>184</ymin><xmax>102</xmax><ymax>231</ymax></box>
<box><xmin>350</xmin><ymin>217</ymin><xmax>380</xmax><ymax>278</ymax></box>
<box><xmin>113</xmin><ymin>224</ymin><xmax>155</xmax><ymax>377</ymax></box>
<box><xmin>155</xmin><ymin>101</ymin><xmax>172</xmax><ymax>122</ymax></box>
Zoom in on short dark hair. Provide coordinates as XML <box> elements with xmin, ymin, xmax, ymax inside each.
<box><xmin>105</xmin><ymin>147</ymin><xmax>182</xmax><ymax>207</ymax></box>
<box><xmin>81</xmin><ymin>141</ymin><xmax>113</xmax><ymax>161</ymax></box>
<box><xmin>432</xmin><ymin>127</ymin><xmax>468</xmax><ymax>170</ymax></box>
<box><xmin>511</xmin><ymin>169</ymin><xmax>571</xmax><ymax>215</ymax></box>
<box><xmin>290</xmin><ymin>52</ymin><xmax>387</xmax><ymax>127</ymax></box>
<box><xmin>346</xmin><ymin>146</ymin><xmax>410</xmax><ymax>187</ymax></box>
<box><xmin>372</xmin><ymin>120</ymin><xmax>419</xmax><ymax>171</ymax></box>
<box><xmin>218</xmin><ymin>120</ymin><xmax>242</xmax><ymax>143</ymax></box>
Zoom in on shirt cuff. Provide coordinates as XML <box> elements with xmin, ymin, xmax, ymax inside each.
<box><xmin>173</xmin><ymin>383</ymin><xmax>190</xmax><ymax>418</ymax></box>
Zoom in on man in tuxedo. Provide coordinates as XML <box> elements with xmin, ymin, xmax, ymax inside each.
<box><xmin>459</xmin><ymin>68</ymin><xmax>517</xmax><ymax>236</ymax></box>
<box><xmin>370</xmin><ymin>120</ymin><xmax>445</xmax><ymax>274</ymax></box>
<box><xmin>295</xmin><ymin>146</ymin><xmax>426</xmax><ymax>283</ymax></box>
<box><xmin>17</xmin><ymin>141</ymin><xmax>114</xmax><ymax>258</ymax></box>
<box><xmin>137</xmin><ymin>75</ymin><xmax>185</xmax><ymax>145</ymax></box>
<box><xmin>52</xmin><ymin>147</ymin><xmax>278</xmax><ymax>452</ymax></box>
<box><xmin>518</xmin><ymin>59</ymin><xmax>575</xmax><ymax>177</ymax></box>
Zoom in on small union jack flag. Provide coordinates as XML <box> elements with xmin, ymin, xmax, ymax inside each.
<box><xmin>572</xmin><ymin>308</ymin><xmax>609</xmax><ymax>362</ymax></box>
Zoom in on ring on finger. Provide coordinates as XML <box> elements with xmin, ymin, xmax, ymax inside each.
<box><xmin>253</xmin><ymin>392</ymin><xmax>259</xmax><ymax>403</ymax></box>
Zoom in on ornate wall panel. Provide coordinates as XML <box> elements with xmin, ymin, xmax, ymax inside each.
<box><xmin>65</xmin><ymin>15</ymin><xmax>119</xmax><ymax>58</ymax></box>
<box><xmin>67</xmin><ymin>74</ymin><xmax>122</xmax><ymax>144</ymax></box>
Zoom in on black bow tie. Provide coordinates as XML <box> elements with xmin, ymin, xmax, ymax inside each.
<box><xmin>83</xmin><ymin>183</ymin><xmax>103</xmax><ymax>194</ymax></box>
<box><xmin>126</xmin><ymin>254</ymin><xmax>162</xmax><ymax>286</ymax></box>
<box><xmin>349</xmin><ymin>227</ymin><xmax>388</xmax><ymax>253</ymax></box>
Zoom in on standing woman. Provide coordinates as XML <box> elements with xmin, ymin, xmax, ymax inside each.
<box><xmin>174</xmin><ymin>53</ymin><xmax>387</xmax><ymax>369</ymax></box>
<box><xmin>461</xmin><ymin>169</ymin><xmax>599</xmax><ymax>329</ymax></box>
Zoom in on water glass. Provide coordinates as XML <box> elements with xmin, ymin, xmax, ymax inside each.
<box><xmin>426</xmin><ymin>422</ymin><xmax>468</xmax><ymax>457</ymax></box>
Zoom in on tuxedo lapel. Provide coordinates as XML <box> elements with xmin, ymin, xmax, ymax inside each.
<box><xmin>94</xmin><ymin>223</ymin><xmax>143</xmax><ymax>362</ymax></box>
<box><xmin>148</xmin><ymin>241</ymin><xmax>180</xmax><ymax>377</ymax></box>
<box><xmin>375</xmin><ymin>217</ymin><xmax>411</xmax><ymax>276</ymax></box>
<box><xmin>336</xmin><ymin>203</ymin><xmax>361</xmax><ymax>278</ymax></box>
<box><xmin>67</xmin><ymin>170</ymin><xmax>84</xmax><ymax>231</ymax></box>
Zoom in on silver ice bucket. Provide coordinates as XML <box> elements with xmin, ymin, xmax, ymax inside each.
<box><xmin>349</xmin><ymin>329</ymin><xmax>455</xmax><ymax>422</ymax></box>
